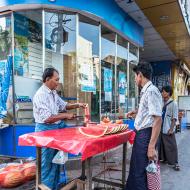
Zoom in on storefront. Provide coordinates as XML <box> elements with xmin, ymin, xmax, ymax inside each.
<box><xmin>151</xmin><ymin>60</ymin><xmax>190</xmax><ymax>101</ymax></box>
<box><xmin>0</xmin><ymin>0</ymin><xmax>143</xmax><ymax>157</ymax></box>
<box><xmin>172</xmin><ymin>62</ymin><xmax>190</xmax><ymax>100</ymax></box>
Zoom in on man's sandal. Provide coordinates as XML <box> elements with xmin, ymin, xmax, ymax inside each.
<box><xmin>173</xmin><ymin>164</ymin><xmax>180</xmax><ymax>171</ymax></box>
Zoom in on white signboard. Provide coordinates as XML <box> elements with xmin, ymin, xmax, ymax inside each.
<box><xmin>178</xmin><ymin>96</ymin><xmax>190</xmax><ymax>110</ymax></box>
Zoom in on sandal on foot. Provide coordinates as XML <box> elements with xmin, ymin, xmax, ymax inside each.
<box><xmin>173</xmin><ymin>164</ymin><xmax>180</xmax><ymax>171</ymax></box>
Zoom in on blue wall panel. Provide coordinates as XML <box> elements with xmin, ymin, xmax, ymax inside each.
<box><xmin>0</xmin><ymin>125</ymin><xmax>80</xmax><ymax>158</ymax></box>
<box><xmin>15</xmin><ymin>125</ymin><xmax>36</xmax><ymax>158</ymax></box>
<box><xmin>0</xmin><ymin>126</ymin><xmax>14</xmax><ymax>156</ymax></box>
<box><xmin>0</xmin><ymin>0</ymin><xmax>144</xmax><ymax>46</ymax></box>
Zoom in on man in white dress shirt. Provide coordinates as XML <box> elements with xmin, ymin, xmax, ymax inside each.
<box><xmin>125</xmin><ymin>63</ymin><xmax>162</xmax><ymax>190</ymax></box>
<box><xmin>33</xmin><ymin>67</ymin><xmax>86</xmax><ymax>190</ymax></box>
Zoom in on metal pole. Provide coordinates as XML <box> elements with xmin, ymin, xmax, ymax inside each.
<box><xmin>127</xmin><ymin>42</ymin><xmax>130</xmax><ymax>113</ymax></box>
<box><xmin>11</xmin><ymin>12</ymin><xmax>16</xmax><ymax>124</ymax></box>
<box><xmin>99</xmin><ymin>24</ymin><xmax>102</xmax><ymax>121</ymax></box>
<box><xmin>76</xmin><ymin>14</ymin><xmax>80</xmax><ymax>116</ymax></box>
<box><xmin>122</xmin><ymin>143</ymin><xmax>127</xmax><ymax>187</ymax></box>
<box><xmin>115</xmin><ymin>34</ymin><xmax>118</xmax><ymax>119</ymax></box>
<box><xmin>81</xmin><ymin>161</ymin><xmax>86</xmax><ymax>180</ymax></box>
<box><xmin>86</xmin><ymin>157</ymin><xmax>92</xmax><ymax>190</ymax></box>
<box><xmin>36</xmin><ymin>147</ymin><xmax>42</xmax><ymax>190</ymax></box>
<box><xmin>136</xmin><ymin>47</ymin><xmax>140</xmax><ymax>105</ymax></box>
<box><xmin>11</xmin><ymin>12</ymin><xmax>17</xmax><ymax>156</ymax></box>
<box><xmin>42</xmin><ymin>10</ymin><xmax>45</xmax><ymax>71</ymax></box>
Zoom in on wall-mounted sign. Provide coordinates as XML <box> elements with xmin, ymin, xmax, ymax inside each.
<box><xmin>119</xmin><ymin>71</ymin><xmax>126</xmax><ymax>104</ymax></box>
<box><xmin>104</xmin><ymin>67</ymin><xmax>112</xmax><ymax>102</ymax></box>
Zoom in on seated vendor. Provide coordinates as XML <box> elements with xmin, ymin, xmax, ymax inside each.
<box><xmin>33</xmin><ymin>67</ymin><xmax>86</xmax><ymax>190</ymax></box>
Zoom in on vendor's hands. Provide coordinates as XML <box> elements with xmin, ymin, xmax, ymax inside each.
<box><xmin>64</xmin><ymin>113</ymin><xmax>76</xmax><ymax>120</ymax></box>
<box><xmin>126</xmin><ymin>111</ymin><xmax>136</xmax><ymax>119</ymax></box>
<box><xmin>78</xmin><ymin>103</ymin><xmax>87</xmax><ymax>109</ymax></box>
<box><xmin>147</xmin><ymin>145</ymin><xmax>157</xmax><ymax>161</ymax></box>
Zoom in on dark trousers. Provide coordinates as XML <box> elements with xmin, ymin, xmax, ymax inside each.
<box><xmin>125</xmin><ymin>127</ymin><xmax>152</xmax><ymax>190</ymax></box>
<box><xmin>159</xmin><ymin>133</ymin><xmax>178</xmax><ymax>165</ymax></box>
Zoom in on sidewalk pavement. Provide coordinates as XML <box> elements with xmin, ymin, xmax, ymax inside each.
<box><xmin>66</xmin><ymin>129</ymin><xmax>190</xmax><ymax>190</ymax></box>
<box><xmin>161</xmin><ymin>129</ymin><xmax>190</xmax><ymax>190</ymax></box>
<box><xmin>2</xmin><ymin>129</ymin><xmax>190</xmax><ymax>190</ymax></box>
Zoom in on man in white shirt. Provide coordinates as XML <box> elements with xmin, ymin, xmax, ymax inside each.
<box><xmin>125</xmin><ymin>63</ymin><xmax>162</xmax><ymax>190</ymax></box>
<box><xmin>33</xmin><ymin>67</ymin><xmax>86</xmax><ymax>190</ymax></box>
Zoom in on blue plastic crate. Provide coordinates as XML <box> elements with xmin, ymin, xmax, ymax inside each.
<box><xmin>123</xmin><ymin>119</ymin><xmax>135</xmax><ymax>130</ymax></box>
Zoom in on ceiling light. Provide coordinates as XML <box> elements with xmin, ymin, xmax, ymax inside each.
<box><xmin>160</xmin><ymin>15</ymin><xmax>169</xmax><ymax>20</ymax></box>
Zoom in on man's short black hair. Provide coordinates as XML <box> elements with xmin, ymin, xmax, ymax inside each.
<box><xmin>42</xmin><ymin>67</ymin><xmax>59</xmax><ymax>83</ymax></box>
<box><xmin>162</xmin><ymin>85</ymin><xmax>173</xmax><ymax>96</ymax></box>
<box><xmin>133</xmin><ymin>63</ymin><xmax>153</xmax><ymax>80</ymax></box>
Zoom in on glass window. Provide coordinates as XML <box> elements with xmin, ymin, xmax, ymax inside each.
<box><xmin>14</xmin><ymin>11</ymin><xmax>43</xmax><ymax>79</ymax></box>
<box><xmin>101</xmin><ymin>26</ymin><xmax>116</xmax><ymax>119</ymax></box>
<box><xmin>129</xmin><ymin>43</ymin><xmax>138</xmax><ymax>63</ymax></box>
<box><xmin>14</xmin><ymin>11</ymin><xmax>43</xmax><ymax>124</ymax></box>
<box><xmin>45</xmin><ymin>11</ymin><xmax>77</xmax><ymax>116</ymax></box>
<box><xmin>78</xmin><ymin>15</ymin><xmax>100</xmax><ymax>122</ymax></box>
<box><xmin>128</xmin><ymin>63</ymin><xmax>137</xmax><ymax>111</ymax></box>
<box><xmin>128</xmin><ymin>43</ymin><xmax>139</xmax><ymax>112</ymax></box>
<box><xmin>0</xmin><ymin>14</ymin><xmax>13</xmax><ymax>124</ymax></box>
<box><xmin>116</xmin><ymin>36</ymin><xmax>128</xmax><ymax>117</ymax></box>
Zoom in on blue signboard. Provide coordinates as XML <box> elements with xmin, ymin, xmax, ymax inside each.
<box><xmin>119</xmin><ymin>71</ymin><xmax>126</xmax><ymax>95</ymax></box>
<box><xmin>0</xmin><ymin>0</ymin><xmax>144</xmax><ymax>46</ymax></box>
<box><xmin>104</xmin><ymin>68</ymin><xmax>112</xmax><ymax>92</ymax></box>
<box><xmin>119</xmin><ymin>71</ymin><xmax>127</xmax><ymax>104</ymax></box>
<box><xmin>104</xmin><ymin>67</ymin><xmax>112</xmax><ymax>102</ymax></box>
<box><xmin>14</xmin><ymin>13</ymin><xmax>29</xmax><ymax>37</ymax></box>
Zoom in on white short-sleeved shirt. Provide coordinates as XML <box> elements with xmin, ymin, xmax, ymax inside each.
<box><xmin>33</xmin><ymin>85</ymin><xmax>67</xmax><ymax>124</ymax></box>
<box><xmin>162</xmin><ymin>98</ymin><xmax>178</xmax><ymax>134</ymax></box>
<box><xmin>134</xmin><ymin>81</ymin><xmax>162</xmax><ymax>131</ymax></box>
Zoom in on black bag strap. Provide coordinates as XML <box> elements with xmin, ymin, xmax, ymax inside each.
<box><xmin>161</xmin><ymin>100</ymin><xmax>173</xmax><ymax>132</ymax></box>
<box><xmin>162</xmin><ymin>100</ymin><xmax>173</xmax><ymax>112</ymax></box>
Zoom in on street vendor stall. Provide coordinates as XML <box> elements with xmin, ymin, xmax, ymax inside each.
<box><xmin>19</xmin><ymin>126</ymin><xmax>135</xmax><ymax>190</ymax></box>
<box><xmin>0</xmin><ymin>0</ymin><xmax>141</xmax><ymax>165</ymax></box>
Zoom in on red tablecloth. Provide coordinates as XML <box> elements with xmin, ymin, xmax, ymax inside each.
<box><xmin>19</xmin><ymin>127</ymin><xmax>135</xmax><ymax>161</ymax></box>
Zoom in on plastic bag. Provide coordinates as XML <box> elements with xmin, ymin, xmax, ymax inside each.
<box><xmin>22</xmin><ymin>162</ymin><xmax>36</xmax><ymax>180</ymax></box>
<box><xmin>1</xmin><ymin>170</ymin><xmax>25</xmax><ymax>188</ymax></box>
<box><xmin>0</xmin><ymin>162</ymin><xmax>36</xmax><ymax>188</ymax></box>
<box><xmin>146</xmin><ymin>161</ymin><xmax>157</xmax><ymax>173</ymax></box>
<box><xmin>52</xmin><ymin>151</ymin><xmax>68</xmax><ymax>165</ymax></box>
<box><xmin>146</xmin><ymin>161</ymin><xmax>161</xmax><ymax>190</ymax></box>
<box><xmin>0</xmin><ymin>163</ymin><xmax>21</xmax><ymax>186</ymax></box>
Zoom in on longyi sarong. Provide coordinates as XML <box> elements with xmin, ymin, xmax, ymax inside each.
<box><xmin>159</xmin><ymin>133</ymin><xmax>178</xmax><ymax>165</ymax></box>
<box><xmin>126</xmin><ymin>127</ymin><xmax>152</xmax><ymax>190</ymax></box>
<box><xmin>35</xmin><ymin>122</ymin><xmax>66</xmax><ymax>190</ymax></box>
